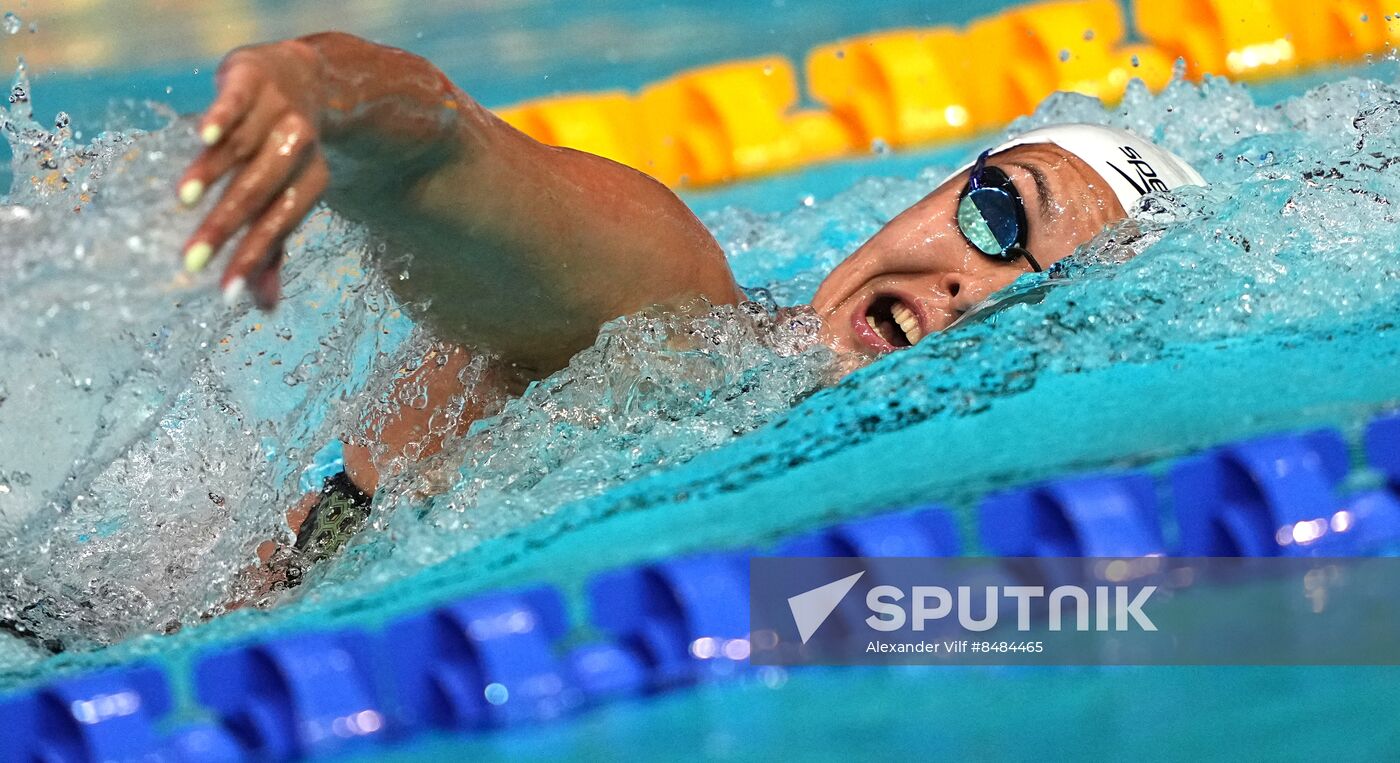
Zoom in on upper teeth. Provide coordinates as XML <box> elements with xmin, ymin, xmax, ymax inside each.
<box><xmin>891</xmin><ymin>303</ymin><xmax>923</xmax><ymax>344</ymax></box>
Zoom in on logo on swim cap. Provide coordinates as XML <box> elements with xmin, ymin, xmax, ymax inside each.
<box><xmin>940</xmin><ymin>123</ymin><xmax>1207</xmax><ymax>211</ymax></box>
<box><xmin>1104</xmin><ymin>145</ymin><xmax>1171</xmax><ymax>196</ymax></box>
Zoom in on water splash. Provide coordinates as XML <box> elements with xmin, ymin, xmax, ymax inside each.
<box><xmin>3</xmin><ymin>62</ymin><xmax>1400</xmax><ymax>678</ymax></box>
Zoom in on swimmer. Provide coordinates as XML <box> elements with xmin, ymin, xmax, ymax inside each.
<box><xmin>175</xmin><ymin>33</ymin><xmax>1203</xmax><ymax>583</ymax></box>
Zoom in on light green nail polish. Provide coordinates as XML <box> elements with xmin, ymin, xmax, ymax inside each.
<box><xmin>184</xmin><ymin>242</ymin><xmax>213</xmax><ymax>273</ymax></box>
<box><xmin>200</xmin><ymin>123</ymin><xmax>223</xmax><ymax>146</ymax></box>
<box><xmin>178</xmin><ymin>179</ymin><xmax>204</xmax><ymax>207</ymax></box>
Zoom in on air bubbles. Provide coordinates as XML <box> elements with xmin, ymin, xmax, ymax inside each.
<box><xmin>1059</xmin><ymin>49</ymin><xmax>1071</xmax><ymax>62</ymax></box>
<box><xmin>3</xmin><ymin>12</ymin><xmax>21</xmax><ymax>35</ymax></box>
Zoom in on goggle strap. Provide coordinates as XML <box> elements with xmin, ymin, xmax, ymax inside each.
<box><xmin>1015</xmin><ymin>247</ymin><xmax>1043</xmax><ymax>273</ymax></box>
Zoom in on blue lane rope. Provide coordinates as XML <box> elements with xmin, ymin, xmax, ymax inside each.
<box><xmin>4</xmin><ymin>411</ymin><xmax>1400</xmax><ymax>762</ymax></box>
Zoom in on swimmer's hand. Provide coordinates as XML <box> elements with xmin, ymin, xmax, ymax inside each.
<box><xmin>179</xmin><ymin>33</ymin><xmax>740</xmax><ymax>375</ymax></box>
<box><xmin>178</xmin><ymin>40</ymin><xmax>331</xmax><ymax>310</ymax></box>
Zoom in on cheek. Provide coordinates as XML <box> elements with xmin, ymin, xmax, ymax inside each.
<box><xmin>1031</xmin><ymin>204</ymin><xmax>1109</xmax><ymax>264</ymax></box>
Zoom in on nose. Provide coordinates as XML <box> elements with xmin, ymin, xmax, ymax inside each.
<box><xmin>946</xmin><ymin>270</ymin><xmax>1018</xmax><ymax>315</ymax></box>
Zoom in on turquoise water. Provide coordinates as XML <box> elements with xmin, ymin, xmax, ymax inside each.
<box><xmin>3</xmin><ymin>3</ymin><xmax>1400</xmax><ymax>758</ymax></box>
<box><xmin>361</xmin><ymin>667</ymin><xmax>1400</xmax><ymax>760</ymax></box>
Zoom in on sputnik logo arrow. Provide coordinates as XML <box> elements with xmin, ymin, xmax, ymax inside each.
<box><xmin>787</xmin><ymin>571</ymin><xmax>865</xmax><ymax>644</ymax></box>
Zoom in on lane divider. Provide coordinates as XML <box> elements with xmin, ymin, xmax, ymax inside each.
<box><xmin>495</xmin><ymin>0</ymin><xmax>1396</xmax><ymax>188</ymax></box>
<box><xmin>981</xmin><ymin>472</ymin><xmax>1164</xmax><ymax>557</ymax></box>
<box><xmin>1170</xmin><ymin>430</ymin><xmax>1351</xmax><ymax>555</ymax></box>
<box><xmin>7</xmin><ymin>410</ymin><xmax>1400</xmax><ymax>761</ymax></box>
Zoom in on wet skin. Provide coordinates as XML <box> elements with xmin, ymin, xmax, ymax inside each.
<box><xmin>179</xmin><ymin>34</ymin><xmax>1127</xmax><ymax>501</ymax></box>
<box><xmin>812</xmin><ymin>143</ymin><xmax>1126</xmax><ymax>358</ymax></box>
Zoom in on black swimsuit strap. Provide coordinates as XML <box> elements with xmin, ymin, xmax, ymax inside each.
<box><xmin>293</xmin><ymin>471</ymin><xmax>374</xmax><ymax>566</ymax></box>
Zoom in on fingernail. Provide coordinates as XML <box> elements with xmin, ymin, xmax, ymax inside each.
<box><xmin>178</xmin><ymin>178</ymin><xmax>204</xmax><ymax>207</ymax></box>
<box><xmin>222</xmin><ymin>276</ymin><xmax>246</xmax><ymax>306</ymax></box>
<box><xmin>200</xmin><ymin>123</ymin><xmax>223</xmax><ymax>146</ymax></box>
<box><xmin>183</xmin><ymin>242</ymin><xmax>213</xmax><ymax>273</ymax></box>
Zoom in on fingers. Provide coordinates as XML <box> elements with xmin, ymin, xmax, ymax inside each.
<box><xmin>177</xmin><ymin>50</ymin><xmax>328</xmax><ymax>309</ymax></box>
<box><xmin>198</xmin><ymin>55</ymin><xmax>263</xmax><ymax>146</ymax></box>
<box><xmin>250</xmin><ymin>254</ymin><xmax>282</xmax><ymax>312</ymax></box>
<box><xmin>177</xmin><ymin>87</ymin><xmax>283</xmax><ymax>210</ymax></box>
<box><xmin>220</xmin><ymin>154</ymin><xmax>330</xmax><ymax>309</ymax></box>
<box><xmin>182</xmin><ymin>112</ymin><xmax>318</xmax><ymax>273</ymax></box>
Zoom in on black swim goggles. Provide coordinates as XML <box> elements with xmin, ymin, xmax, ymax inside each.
<box><xmin>956</xmin><ymin>149</ymin><xmax>1042</xmax><ymax>272</ymax></box>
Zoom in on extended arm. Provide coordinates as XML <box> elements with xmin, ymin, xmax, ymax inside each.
<box><xmin>179</xmin><ymin>32</ymin><xmax>743</xmax><ymax>374</ymax></box>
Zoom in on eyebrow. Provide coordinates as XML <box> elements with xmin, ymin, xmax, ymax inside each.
<box><xmin>1008</xmin><ymin>161</ymin><xmax>1054</xmax><ymax>219</ymax></box>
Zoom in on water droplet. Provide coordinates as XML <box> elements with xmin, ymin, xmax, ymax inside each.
<box><xmin>1059</xmin><ymin>49</ymin><xmax>1071</xmax><ymax>62</ymax></box>
<box><xmin>3</xmin><ymin>12</ymin><xmax>21</xmax><ymax>34</ymax></box>
<box><xmin>483</xmin><ymin>682</ymin><xmax>509</xmax><ymax>705</ymax></box>
<box><xmin>1131</xmin><ymin>54</ymin><xmax>1141</xmax><ymax>67</ymax></box>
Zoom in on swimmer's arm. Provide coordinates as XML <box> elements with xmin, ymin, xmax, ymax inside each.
<box><xmin>180</xmin><ymin>32</ymin><xmax>743</xmax><ymax>375</ymax></box>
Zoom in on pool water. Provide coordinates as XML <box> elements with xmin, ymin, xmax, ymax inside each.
<box><xmin>3</xmin><ymin>4</ymin><xmax>1400</xmax><ymax>758</ymax></box>
<box><xmin>362</xmin><ymin>667</ymin><xmax>1400</xmax><ymax>760</ymax></box>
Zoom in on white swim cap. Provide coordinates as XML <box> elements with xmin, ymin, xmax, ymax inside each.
<box><xmin>952</xmin><ymin>123</ymin><xmax>1206</xmax><ymax>210</ymax></box>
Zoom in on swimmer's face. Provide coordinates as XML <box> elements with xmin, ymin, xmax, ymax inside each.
<box><xmin>811</xmin><ymin>143</ymin><xmax>1126</xmax><ymax>358</ymax></box>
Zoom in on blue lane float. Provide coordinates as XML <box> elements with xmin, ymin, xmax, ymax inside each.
<box><xmin>773</xmin><ymin>503</ymin><xmax>961</xmax><ymax>558</ymax></box>
<box><xmin>379</xmin><ymin>587</ymin><xmax>579</xmax><ymax>732</ymax></box>
<box><xmin>6</xmin><ymin>411</ymin><xmax>1400</xmax><ymax>761</ymax></box>
<box><xmin>0</xmin><ymin>664</ymin><xmax>244</xmax><ymax>763</ymax></box>
<box><xmin>195</xmin><ymin>631</ymin><xmax>387</xmax><ymax>761</ymax></box>
<box><xmin>588</xmin><ymin>551</ymin><xmax>752</xmax><ymax>688</ymax></box>
<box><xmin>1349</xmin><ymin>413</ymin><xmax>1400</xmax><ymax>552</ymax></box>
<box><xmin>1171</xmin><ymin>430</ymin><xmax>1352</xmax><ymax>556</ymax></box>
<box><xmin>979</xmin><ymin>473</ymin><xmax>1163</xmax><ymax>557</ymax></box>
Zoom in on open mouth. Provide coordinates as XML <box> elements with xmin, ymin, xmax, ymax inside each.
<box><xmin>862</xmin><ymin>295</ymin><xmax>924</xmax><ymax>348</ymax></box>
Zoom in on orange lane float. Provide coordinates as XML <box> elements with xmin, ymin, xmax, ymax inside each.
<box><xmin>964</xmin><ymin>0</ymin><xmax>1173</xmax><ymax>125</ymax></box>
<box><xmin>495</xmin><ymin>91</ymin><xmax>646</xmax><ymax>170</ymax></box>
<box><xmin>636</xmin><ymin>56</ymin><xmax>850</xmax><ymax>187</ymax></box>
<box><xmin>494</xmin><ymin>0</ymin><xmax>1394</xmax><ymax>189</ymax></box>
<box><xmin>1134</xmin><ymin>0</ymin><xmax>1297</xmax><ymax>80</ymax></box>
<box><xmin>805</xmin><ymin>28</ymin><xmax>976</xmax><ymax>150</ymax></box>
